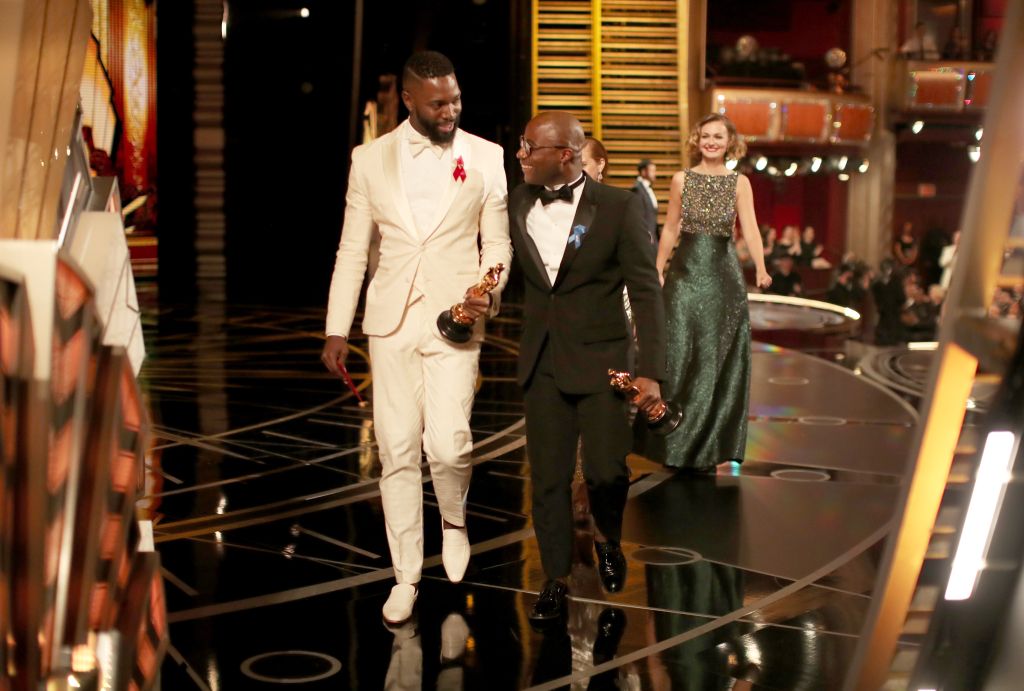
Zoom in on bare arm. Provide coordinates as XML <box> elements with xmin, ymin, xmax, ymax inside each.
<box><xmin>736</xmin><ymin>174</ymin><xmax>771</xmax><ymax>289</ymax></box>
<box><xmin>655</xmin><ymin>171</ymin><xmax>686</xmax><ymax>280</ymax></box>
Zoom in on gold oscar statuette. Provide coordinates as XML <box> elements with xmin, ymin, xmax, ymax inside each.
<box><xmin>437</xmin><ymin>264</ymin><xmax>505</xmax><ymax>343</ymax></box>
<box><xmin>608</xmin><ymin>369</ymin><xmax>682</xmax><ymax>435</ymax></box>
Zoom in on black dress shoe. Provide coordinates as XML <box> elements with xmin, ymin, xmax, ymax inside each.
<box><xmin>529</xmin><ymin>580</ymin><xmax>568</xmax><ymax>624</ymax></box>
<box><xmin>594</xmin><ymin>541</ymin><xmax>627</xmax><ymax>593</ymax></box>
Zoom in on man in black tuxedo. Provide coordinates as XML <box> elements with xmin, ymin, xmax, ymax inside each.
<box><xmin>631</xmin><ymin>158</ymin><xmax>659</xmax><ymax>242</ymax></box>
<box><xmin>510</xmin><ymin>111</ymin><xmax>666</xmax><ymax>624</ymax></box>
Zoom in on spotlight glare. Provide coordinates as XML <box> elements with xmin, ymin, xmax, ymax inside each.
<box><xmin>975</xmin><ymin>127</ymin><xmax>983</xmax><ymax>141</ymax></box>
<box><xmin>858</xmin><ymin>160</ymin><xmax>869</xmax><ymax>173</ymax></box>
<box><xmin>299</xmin><ymin>7</ymin><xmax>310</xmax><ymax>17</ymax></box>
<box><xmin>838</xmin><ymin>155</ymin><xmax>848</xmax><ymax>171</ymax></box>
<box><xmin>968</xmin><ymin>145</ymin><xmax>981</xmax><ymax>163</ymax></box>
<box><xmin>838</xmin><ymin>173</ymin><xmax>850</xmax><ymax>181</ymax></box>
<box><xmin>755</xmin><ymin>156</ymin><xmax>768</xmax><ymax>171</ymax></box>
<box><xmin>784</xmin><ymin>162</ymin><xmax>798</xmax><ymax>176</ymax></box>
<box><xmin>767</xmin><ymin>165</ymin><xmax>779</xmax><ymax>176</ymax></box>
<box><xmin>726</xmin><ymin>159</ymin><xmax>738</xmax><ymax>170</ymax></box>
<box><xmin>911</xmin><ymin>120</ymin><xmax>924</xmax><ymax>134</ymax></box>
<box><xmin>945</xmin><ymin>431</ymin><xmax>1019</xmax><ymax>601</ymax></box>
<box><xmin>810</xmin><ymin>156</ymin><xmax>822</xmax><ymax>173</ymax></box>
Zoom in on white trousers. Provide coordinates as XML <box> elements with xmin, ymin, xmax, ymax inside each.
<box><xmin>368</xmin><ymin>297</ymin><xmax>479</xmax><ymax>584</ymax></box>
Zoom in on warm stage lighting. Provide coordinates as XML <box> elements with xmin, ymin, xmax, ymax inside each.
<box><xmin>837</xmin><ymin>155</ymin><xmax>848</xmax><ymax>171</ymax></box>
<box><xmin>755</xmin><ymin>156</ymin><xmax>767</xmax><ymax>171</ymax></box>
<box><xmin>975</xmin><ymin>127</ymin><xmax>984</xmax><ymax>141</ymax></box>
<box><xmin>968</xmin><ymin>145</ymin><xmax>981</xmax><ymax>163</ymax></box>
<box><xmin>911</xmin><ymin>120</ymin><xmax>924</xmax><ymax>134</ymax></box>
<box><xmin>945</xmin><ymin>430</ymin><xmax>1020</xmax><ymax>601</ymax></box>
<box><xmin>858</xmin><ymin>160</ymin><xmax>869</xmax><ymax>173</ymax></box>
<box><xmin>784</xmin><ymin>162</ymin><xmax>798</xmax><ymax>176</ymax></box>
<box><xmin>838</xmin><ymin>173</ymin><xmax>850</xmax><ymax>181</ymax></box>
<box><xmin>810</xmin><ymin>156</ymin><xmax>822</xmax><ymax>173</ymax></box>
<box><xmin>300</xmin><ymin>7</ymin><xmax>310</xmax><ymax>17</ymax></box>
<box><xmin>726</xmin><ymin>159</ymin><xmax>738</xmax><ymax>170</ymax></box>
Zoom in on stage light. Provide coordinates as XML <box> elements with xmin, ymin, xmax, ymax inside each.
<box><xmin>755</xmin><ymin>156</ymin><xmax>767</xmax><ymax>171</ymax></box>
<box><xmin>975</xmin><ymin>127</ymin><xmax>984</xmax><ymax>141</ymax></box>
<box><xmin>784</xmin><ymin>162</ymin><xmax>798</xmax><ymax>176</ymax></box>
<box><xmin>858</xmin><ymin>160</ymin><xmax>869</xmax><ymax>173</ymax></box>
<box><xmin>222</xmin><ymin>1</ymin><xmax>228</xmax><ymax>39</ymax></box>
<box><xmin>838</xmin><ymin>173</ymin><xmax>850</xmax><ymax>181</ymax></box>
<box><xmin>300</xmin><ymin>7</ymin><xmax>310</xmax><ymax>17</ymax></box>
<box><xmin>767</xmin><ymin>165</ymin><xmax>779</xmax><ymax>176</ymax></box>
<box><xmin>810</xmin><ymin>156</ymin><xmax>822</xmax><ymax>173</ymax></box>
<box><xmin>726</xmin><ymin>158</ymin><xmax>738</xmax><ymax>170</ymax></box>
<box><xmin>945</xmin><ymin>430</ymin><xmax>1020</xmax><ymax>601</ymax></box>
<box><xmin>837</xmin><ymin>155</ymin><xmax>848</xmax><ymax>171</ymax></box>
<box><xmin>968</xmin><ymin>145</ymin><xmax>981</xmax><ymax>163</ymax></box>
<box><xmin>911</xmin><ymin>120</ymin><xmax>924</xmax><ymax>134</ymax></box>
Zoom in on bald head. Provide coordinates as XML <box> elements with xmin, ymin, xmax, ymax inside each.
<box><xmin>518</xmin><ymin>111</ymin><xmax>585</xmax><ymax>186</ymax></box>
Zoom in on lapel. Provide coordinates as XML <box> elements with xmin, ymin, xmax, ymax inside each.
<box><xmin>551</xmin><ymin>177</ymin><xmax>598</xmax><ymax>291</ymax></box>
<box><xmin>422</xmin><ymin>129</ymin><xmax>468</xmax><ymax>241</ymax></box>
<box><xmin>381</xmin><ymin>127</ymin><xmax>420</xmax><ymax>241</ymax></box>
<box><xmin>513</xmin><ymin>186</ymin><xmax>552</xmax><ymax>291</ymax></box>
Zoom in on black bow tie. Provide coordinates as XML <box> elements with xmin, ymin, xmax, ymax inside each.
<box><xmin>538</xmin><ymin>176</ymin><xmax>584</xmax><ymax>205</ymax></box>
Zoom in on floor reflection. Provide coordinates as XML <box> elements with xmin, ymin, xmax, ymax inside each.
<box><xmin>145</xmin><ymin>305</ymin><xmax>910</xmax><ymax>689</ymax></box>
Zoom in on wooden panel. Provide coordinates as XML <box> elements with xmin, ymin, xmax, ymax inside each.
<box><xmin>718</xmin><ymin>99</ymin><xmax>777</xmax><ymax>140</ymax></box>
<box><xmin>831</xmin><ymin>103</ymin><xmax>874</xmax><ymax>143</ymax></box>
<box><xmin>782</xmin><ymin>101</ymin><xmax>828</xmax><ymax>142</ymax></box>
<box><xmin>908</xmin><ymin>69</ymin><xmax>965</xmax><ymax>110</ymax></box>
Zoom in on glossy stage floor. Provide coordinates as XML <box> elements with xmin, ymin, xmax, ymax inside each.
<box><xmin>146</xmin><ymin>302</ymin><xmax>917</xmax><ymax>689</ymax></box>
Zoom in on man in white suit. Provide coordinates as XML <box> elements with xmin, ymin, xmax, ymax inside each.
<box><xmin>321</xmin><ymin>51</ymin><xmax>511</xmax><ymax>625</ymax></box>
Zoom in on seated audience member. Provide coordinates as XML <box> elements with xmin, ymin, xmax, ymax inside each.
<box><xmin>825</xmin><ymin>263</ymin><xmax>864</xmax><ymax>308</ymax></box>
<box><xmin>943</xmin><ymin>26</ymin><xmax>968</xmax><ymax>60</ymax></box>
<box><xmin>776</xmin><ymin>225</ymin><xmax>802</xmax><ymax>260</ymax></box>
<box><xmin>900</xmin><ymin>22</ymin><xmax>940</xmax><ymax>60</ymax></box>
<box><xmin>767</xmin><ymin>254</ymin><xmax>802</xmax><ymax>297</ymax></box>
<box><xmin>799</xmin><ymin>225</ymin><xmax>832</xmax><ymax>269</ymax></box>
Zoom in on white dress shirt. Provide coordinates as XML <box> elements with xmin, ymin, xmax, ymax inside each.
<box><xmin>637</xmin><ymin>176</ymin><xmax>658</xmax><ymax>211</ymax></box>
<box><xmin>526</xmin><ymin>174</ymin><xmax>585</xmax><ymax>285</ymax></box>
<box><xmin>400</xmin><ymin>119</ymin><xmax>455</xmax><ymax>238</ymax></box>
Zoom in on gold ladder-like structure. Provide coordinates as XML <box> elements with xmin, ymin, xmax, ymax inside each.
<box><xmin>532</xmin><ymin>0</ymin><xmax>703</xmax><ymax>220</ymax></box>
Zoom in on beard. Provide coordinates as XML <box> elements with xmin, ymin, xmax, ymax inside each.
<box><xmin>417</xmin><ymin>109</ymin><xmax>460</xmax><ymax>144</ymax></box>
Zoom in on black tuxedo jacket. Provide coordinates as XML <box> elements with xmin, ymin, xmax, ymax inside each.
<box><xmin>510</xmin><ymin>176</ymin><xmax>666</xmax><ymax>394</ymax></box>
<box><xmin>631</xmin><ymin>179</ymin><xmax>659</xmax><ymax>241</ymax></box>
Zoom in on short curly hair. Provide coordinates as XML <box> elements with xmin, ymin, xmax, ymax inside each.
<box><xmin>402</xmin><ymin>51</ymin><xmax>455</xmax><ymax>89</ymax></box>
<box><xmin>685</xmin><ymin>113</ymin><xmax>747</xmax><ymax>165</ymax></box>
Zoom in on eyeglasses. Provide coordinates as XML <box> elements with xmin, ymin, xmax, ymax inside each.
<box><xmin>519</xmin><ymin>135</ymin><xmax>578</xmax><ymax>157</ymax></box>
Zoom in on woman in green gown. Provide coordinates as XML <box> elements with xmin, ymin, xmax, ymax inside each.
<box><xmin>640</xmin><ymin>114</ymin><xmax>771</xmax><ymax>471</ymax></box>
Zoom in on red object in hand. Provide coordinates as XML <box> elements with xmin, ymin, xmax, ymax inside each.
<box><xmin>453</xmin><ymin>156</ymin><xmax>466</xmax><ymax>182</ymax></box>
<box><xmin>339</xmin><ymin>363</ymin><xmax>367</xmax><ymax>407</ymax></box>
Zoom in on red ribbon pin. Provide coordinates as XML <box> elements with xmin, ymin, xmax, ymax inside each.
<box><xmin>453</xmin><ymin>156</ymin><xmax>466</xmax><ymax>182</ymax></box>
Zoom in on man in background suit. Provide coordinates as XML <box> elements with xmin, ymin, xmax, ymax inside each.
<box><xmin>321</xmin><ymin>51</ymin><xmax>511</xmax><ymax>625</ymax></box>
<box><xmin>510</xmin><ymin>112</ymin><xmax>666</xmax><ymax>624</ymax></box>
<box><xmin>632</xmin><ymin>158</ymin><xmax>659</xmax><ymax>242</ymax></box>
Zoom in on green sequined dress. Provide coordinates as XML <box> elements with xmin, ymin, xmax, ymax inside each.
<box><xmin>639</xmin><ymin>170</ymin><xmax>750</xmax><ymax>470</ymax></box>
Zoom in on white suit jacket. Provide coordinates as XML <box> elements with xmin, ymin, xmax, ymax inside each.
<box><xmin>326</xmin><ymin>125</ymin><xmax>512</xmax><ymax>340</ymax></box>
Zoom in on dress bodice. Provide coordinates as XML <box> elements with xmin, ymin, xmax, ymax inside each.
<box><xmin>680</xmin><ymin>170</ymin><xmax>738</xmax><ymax>237</ymax></box>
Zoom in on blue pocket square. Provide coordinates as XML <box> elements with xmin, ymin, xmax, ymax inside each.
<box><xmin>567</xmin><ymin>224</ymin><xmax>588</xmax><ymax>249</ymax></box>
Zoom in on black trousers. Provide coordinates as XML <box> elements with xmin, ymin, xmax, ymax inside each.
<box><xmin>523</xmin><ymin>339</ymin><xmax>631</xmax><ymax>579</ymax></box>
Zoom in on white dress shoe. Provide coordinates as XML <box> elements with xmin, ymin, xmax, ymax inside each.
<box><xmin>382</xmin><ymin>583</ymin><xmax>418</xmax><ymax>625</ymax></box>
<box><xmin>441</xmin><ymin>523</ymin><xmax>470</xmax><ymax>583</ymax></box>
